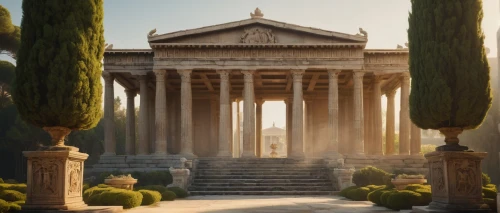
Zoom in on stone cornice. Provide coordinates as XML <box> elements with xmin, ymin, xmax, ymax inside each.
<box><xmin>149</xmin><ymin>43</ymin><xmax>366</xmax><ymax>49</ymax></box>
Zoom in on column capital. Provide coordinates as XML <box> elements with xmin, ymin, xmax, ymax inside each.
<box><xmin>178</xmin><ymin>70</ymin><xmax>192</xmax><ymax>82</ymax></box>
<box><xmin>241</xmin><ymin>70</ymin><xmax>255</xmax><ymax>75</ymax></box>
<box><xmin>283</xmin><ymin>98</ymin><xmax>292</xmax><ymax>104</ymax></box>
<box><xmin>125</xmin><ymin>89</ymin><xmax>137</xmax><ymax>98</ymax></box>
<box><xmin>137</xmin><ymin>74</ymin><xmax>149</xmax><ymax>81</ymax></box>
<box><xmin>102</xmin><ymin>72</ymin><xmax>114</xmax><ymax>83</ymax></box>
<box><xmin>327</xmin><ymin>69</ymin><xmax>341</xmax><ymax>78</ymax></box>
<box><xmin>154</xmin><ymin>70</ymin><xmax>167</xmax><ymax>80</ymax></box>
<box><xmin>353</xmin><ymin>71</ymin><xmax>365</xmax><ymax>79</ymax></box>
<box><xmin>400</xmin><ymin>72</ymin><xmax>410</xmax><ymax>82</ymax></box>
<box><xmin>255</xmin><ymin>98</ymin><xmax>265</xmax><ymax>105</ymax></box>
<box><xmin>242</xmin><ymin>70</ymin><xmax>254</xmax><ymax>83</ymax></box>
<box><xmin>217</xmin><ymin>70</ymin><xmax>231</xmax><ymax>80</ymax></box>
<box><xmin>372</xmin><ymin>75</ymin><xmax>384</xmax><ymax>83</ymax></box>
<box><xmin>386</xmin><ymin>89</ymin><xmax>397</xmax><ymax>98</ymax></box>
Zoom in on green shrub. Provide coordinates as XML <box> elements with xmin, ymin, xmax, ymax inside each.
<box><xmin>485</xmin><ymin>184</ymin><xmax>496</xmax><ymax>189</ymax></box>
<box><xmin>135</xmin><ymin>185</ymin><xmax>169</xmax><ymax>193</ymax></box>
<box><xmin>167</xmin><ymin>187</ymin><xmax>188</xmax><ymax>198</ymax></box>
<box><xmin>404</xmin><ymin>184</ymin><xmax>430</xmax><ymax>191</ymax></box>
<box><xmin>352</xmin><ymin>166</ymin><xmax>391</xmax><ymax>187</ymax></box>
<box><xmin>483</xmin><ymin>187</ymin><xmax>497</xmax><ymax>199</ymax></box>
<box><xmin>380</xmin><ymin>190</ymin><xmax>396</xmax><ymax>206</ymax></box>
<box><xmin>83</xmin><ymin>183</ymin><xmax>90</xmax><ymax>192</ymax></box>
<box><xmin>97</xmin><ymin>184</ymin><xmax>112</xmax><ymax>188</ymax></box>
<box><xmin>8</xmin><ymin>202</ymin><xmax>21</xmax><ymax>211</ymax></box>
<box><xmin>346</xmin><ymin>187</ymin><xmax>370</xmax><ymax>201</ymax></box>
<box><xmin>339</xmin><ymin>186</ymin><xmax>358</xmax><ymax>197</ymax></box>
<box><xmin>386</xmin><ymin>190</ymin><xmax>422</xmax><ymax>210</ymax></box>
<box><xmin>414</xmin><ymin>188</ymin><xmax>432</xmax><ymax>206</ymax></box>
<box><xmin>86</xmin><ymin>188</ymin><xmax>142</xmax><ymax>209</ymax></box>
<box><xmin>83</xmin><ymin>186</ymin><xmax>113</xmax><ymax>203</ymax></box>
<box><xmin>138</xmin><ymin>190</ymin><xmax>161</xmax><ymax>205</ymax></box>
<box><xmin>482</xmin><ymin>173</ymin><xmax>491</xmax><ymax>187</ymax></box>
<box><xmin>0</xmin><ymin>183</ymin><xmax>27</xmax><ymax>193</ymax></box>
<box><xmin>484</xmin><ymin>198</ymin><xmax>497</xmax><ymax>212</ymax></box>
<box><xmin>368</xmin><ymin>188</ymin><xmax>392</xmax><ymax>205</ymax></box>
<box><xmin>365</xmin><ymin>185</ymin><xmax>385</xmax><ymax>192</ymax></box>
<box><xmin>0</xmin><ymin>190</ymin><xmax>25</xmax><ymax>202</ymax></box>
<box><xmin>161</xmin><ymin>191</ymin><xmax>176</xmax><ymax>201</ymax></box>
<box><xmin>0</xmin><ymin>179</ymin><xmax>3</xmax><ymax>184</ymax></box>
<box><xmin>0</xmin><ymin>199</ymin><xmax>9</xmax><ymax>213</ymax></box>
<box><xmin>11</xmin><ymin>200</ymin><xmax>24</xmax><ymax>205</ymax></box>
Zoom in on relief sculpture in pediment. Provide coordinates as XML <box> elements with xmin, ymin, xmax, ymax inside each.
<box><xmin>240</xmin><ymin>28</ymin><xmax>278</xmax><ymax>44</ymax></box>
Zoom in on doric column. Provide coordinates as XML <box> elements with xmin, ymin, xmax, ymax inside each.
<box><xmin>178</xmin><ymin>70</ymin><xmax>196</xmax><ymax>158</ymax></box>
<box><xmin>241</xmin><ymin>70</ymin><xmax>256</xmax><ymax>158</ymax></box>
<box><xmin>290</xmin><ymin>70</ymin><xmax>305</xmax><ymax>158</ymax></box>
<box><xmin>234</xmin><ymin>100</ymin><xmax>241</xmax><ymax>158</ymax></box>
<box><xmin>217</xmin><ymin>70</ymin><xmax>232</xmax><ymax>157</ymax></box>
<box><xmin>284</xmin><ymin>98</ymin><xmax>292</xmax><ymax>157</ymax></box>
<box><xmin>385</xmin><ymin>90</ymin><xmax>396</xmax><ymax>155</ymax></box>
<box><xmin>125</xmin><ymin>89</ymin><xmax>137</xmax><ymax>155</ymax></box>
<box><xmin>410</xmin><ymin>123</ymin><xmax>422</xmax><ymax>155</ymax></box>
<box><xmin>153</xmin><ymin>70</ymin><xmax>167</xmax><ymax>155</ymax></box>
<box><xmin>399</xmin><ymin>72</ymin><xmax>411</xmax><ymax>155</ymax></box>
<box><xmin>372</xmin><ymin>76</ymin><xmax>383</xmax><ymax>155</ymax></box>
<box><xmin>256</xmin><ymin>99</ymin><xmax>264</xmax><ymax>158</ymax></box>
<box><xmin>103</xmin><ymin>72</ymin><xmax>115</xmax><ymax>156</ymax></box>
<box><xmin>353</xmin><ymin>71</ymin><xmax>365</xmax><ymax>156</ymax></box>
<box><xmin>325</xmin><ymin>70</ymin><xmax>341</xmax><ymax>158</ymax></box>
<box><xmin>137</xmin><ymin>75</ymin><xmax>150</xmax><ymax>155</ymax></box>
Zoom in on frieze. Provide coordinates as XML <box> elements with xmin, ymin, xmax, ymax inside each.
<box><xmin>156</xmin><ymin>48</ymin><xmax>363</xmax><ymax>59</ymax></box>
<box><xmin>364</xmin><ymin>54</ymin><xmax>408</xmax><ymax>65</ymax></box>
<box><xmin>104</xmin><ymin>54</ymin><xmax>154</xmax><ymax>64</ymax></box>
<box><xmin>31</xmin><ymin>158</ymin><xmax>64</xmax><ymax>197</ymax></box>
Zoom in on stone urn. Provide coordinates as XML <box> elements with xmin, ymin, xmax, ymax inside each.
<box><xmin>270</xmin><ymin>143</ymin><xmax>278</xmax><ymax>158</ymax></box>
<box><xmin>104</xmin><ymin>174</ymin><xmax>137</xmax><ymax>190</ymax></box>
<box><xmin>391</xmin><ymin>174</ymin><xmax>427</xmax><ymax>190</ymax></box>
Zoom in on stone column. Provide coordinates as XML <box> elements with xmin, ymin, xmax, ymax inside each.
<box><xmin>399</xmin><ymin>72</ymin><xmax>411</xmax><ymax>155</ymax></box>
<box><xmin>410</xmin><ymin>123</ymin><xmax>422</xmax><ymax>155</ymax></box>
<box><xmin>285</xmin><ymin>98</ymin><xmax>292</xmax><ymax>157</ymax></box>
<box><xmin>137</xmin><ymin>75</ymin><xmax>150</xmax><ymax>155</ymax></box>
<box><xmin>154</xmin><ymin>70</ymin><xmax>167</xmax><ymax>155</ymax></box>
<box><xmin>217</xmin><ymin>70</ymin><xmax>232</xmax><ymax>157</ymax></box>
<box><xmin>241</xmin><ymin>70</ymin><xmax>256</xmax><ymax>158</ymax></box>
<box><xmin>125</xmin><ymin>89</ymin><xmax>137</xmax><ymax>155</ymax></box>
<box><xmin>235</xmin><ymin>100</ymin><xmax>241</xmax><ymax>158</ymax></box>
<box><xmin>325</xmin><ymin>70</ymin><xmax>341</xmax><ymax>158</ymax></box>
<box><xmin>256</xmin><ymin>99</ymin><xmax>264</xmax><ymax>158</ymax></box>
<box><xmin>372</xmin><ymin>76</ymin><xmax>383</xmax><ymax>155</ymax></box>
<box><xmin>353</xmin><ymin>71</ymin><xmax>365</xmax><ymax>156</ymax></box>
<box><xmin>103</xmin><ymin>73</ymin><xmax>116</xmax><ymax>156</ymax></box>
<box><xmin>290</xmin><ymin>70</ymin><xmax>305</xmax><ymax>158</ymax></box>
<box><xmin>385</xmin><ymin>90</ymin><xmax>396</xmax><ymax>155</ymax></box>
<box><xmin>178</xmin><ymin>70</ymin><xmax>196</xmax><ymax>158</ymax></box>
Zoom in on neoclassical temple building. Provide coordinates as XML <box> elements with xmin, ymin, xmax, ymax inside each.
<box><xmin>94</xmin><ymin>9</ymin><xmax>424</xmax><ymax>174</ymax></box>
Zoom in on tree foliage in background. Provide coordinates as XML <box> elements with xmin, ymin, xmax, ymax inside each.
<box><xmin>0</xmin><ymin>61</ymin><xmax>15</xmax><ymax>107</ymax></box>
<box><xmin>14</xmin><ymin>0</ymin><xmax>105</xmax><ymax>130</ymax></box>
<box><xmin>408</xmin><ymin>0</ymin><xmax>491</xmax><ymax>130</ymax></box>
<box><xmin>0</xmin><ymin>4</ymin><xmax>20</xmax><ymax>58</ymax></box>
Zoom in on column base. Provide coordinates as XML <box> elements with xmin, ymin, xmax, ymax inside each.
<box><xmin>179</xmin><ymin>152</ymin><xmax>197</xmax><ymax>159</ymax></box>
<box><xmin>216</xmin><ymin>151</ymin><xmax>233</xmax><ymax>158</ymax></box>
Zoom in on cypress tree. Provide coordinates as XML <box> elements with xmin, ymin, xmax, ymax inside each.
<box><xmin>13</xmin><ymin>0</ymin><xmax>104</xmax><ymax>147</ymax></box>
<box><xmin>408</xmin><ymin>0</ymin><xmax>491</xmax><ymax>149</ymax></box>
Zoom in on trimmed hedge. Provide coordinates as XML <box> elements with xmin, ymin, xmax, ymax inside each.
<box><xmin>83</xmin><ymin>186</ymin><xmax>113</xmax><ymax>203</ymax></box>
<box><xmin>380</xmin><ymin>190</ymin><xmax>396</xmax><ymax>206</ymax></box>
<box><xmin>0</xmin><ymin>183</ymin><xmax>27</xmax><ymax>193</ymax></box>
<box><xmin>97</xmin><ymin>190</ymin><xmax>143</xmax><ymax>209</ymax></box>
<box><xmin>8</xmin><ymin>202</ymin><xmax>21</xmax><ymax>211</ymax></box>
<box><xmin>346</xmin><ymin>187</ymin><xmax>370</xmax><ymax>201</ymax></box>
<box><xmin>339</xmin><ymin>186</ymin><xmax>358</xmax><ymax>197</ymax></box>
<box><xmin>367</xmin><ymin>187</ymin><xmax>391</xmax><ymax>205</ymax></box>
<box><xmin>138</xmin><ymin>190</ymin><xmax>161</xmax><ymax>205</ymax></box>
<box><xmin>0</xmin><ymin>190</ymin><xmax>25</xmax><ymax>202</ymax></box>
<box><xmin>484</xmin><ymin>198</ymin><xmax>497</xmax><ymax>211</ymax></box>
<box><xmin>167</xmin><ymin>187</ymin><xmax>188</xmax><ymax>198</ymax></box>
<box><xmin>386</xmin><ymin>190</ymin><xmax>422</xmax><ymax>210</ymax></box>
<box><xmin>483</xmin><ymin>186</ymin><xmax>497</xmax><ymax>199</ymax></box>
<box><xmin>161</xmin><ymin>191</ymin><xmax>176</xmax><ymax>201</ymax></box>
<box><xmin>352</xmin><ymin>166</ymin><xmax>391</xmax><ymax>187</ymax></box>
<box><xmin>0</xmin><ymin>199</ymin><xmax>9</xmax><ymax>213</ymax></box>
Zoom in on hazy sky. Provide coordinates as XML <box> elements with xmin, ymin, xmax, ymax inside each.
<box><xmin>1</xmin><ymin>0</ymin><xmax>498</xmax><ymax>129</ymax></box>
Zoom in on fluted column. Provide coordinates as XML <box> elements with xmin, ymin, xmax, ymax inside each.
<box><xmin>325</xmin><ymin>70</ymin><xmax>341</xmax><ymax>158</ymax></box>
<box><xmin>256</xmin><ymin>99</ymin><xmax>264</xmax><ymax>158</ymax></box>
<box><xmin>399</xmin><ymin>72</ymin><xmax>411</xmax><ymax>155</ymax></box>
<box><xmin>234</xmin><ymin>100</ymin><xmax>241</xmax><ymax>158</ymax></box>
<box><xmin>241</xmin><ymin>70</ymin><xmax>256</xmax><ymax>158</ymax></box>
<box><xmin>217</xmin><ymin>70</ymin><xmax>232</xmax><ymax>157</ymax></box>
<box><xmin>372</xmin><ymin>76</ymin><xmax>383</xmax><ymax>155</ymax></box>
<box><xmin>385</xmin><ymin>90</ymin><xmax>396</xmax><ymax>155</ymax></box>
<box><xmin>103</xmin><ymin>73</ymin><xmax>116</xmax><ymax>156</ymax></box>
<box><xmin>353</xmin><ymin>71</ymin><xmax>365</xmax><ymax>156</ymax></box>
<box><xmin>137</xmin><ymin>75</ymin><xmax>150</xmax><ymax>155</ymax></box>
<box><xmin>285</xmin><ymin>98</ymin><xmax>292</xmax><ymax>157</ymax></box>
<box><xmin>125</xmin><ymin>89</ymin><xmax>137</xmax><ymax>155</ymax></box>
<box><xmin>153</xmin><ymin>70</ymin><xmax>167</xmax><ymax>155</ymax></box>
<box><xmin>410</xmin><ymin>123</ymin><xmax>422</xmax><ymax>155</ymax></box>
<box><xmin>290</xmin><ymin>70</ymin><xmax>305</xmax><ymax>158</ymax></box>
<box><xmin>178</xmin><ymin>70</ymin><xmax>196</xmax><ymax>158</ymax></box>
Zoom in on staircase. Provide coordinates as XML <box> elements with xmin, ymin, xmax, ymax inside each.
<box><xmin>188</xmin><ymin>158</ymin><xmax>335</xmax><ymax>195</ymax></box>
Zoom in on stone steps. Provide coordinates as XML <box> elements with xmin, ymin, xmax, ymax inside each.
<box><xmin>189</xmin><ymin>191</ymin><xmax>334</xmax><ymax>196</ymax></box>
<box><xmin>190</xmin><ymin>182</ymin><xmax>332</xmax><ymax>187</ymax></box>
<box><xmin>188</xmin><ymin>186</ymin><xmax>333</xmax><ymax>191</ymax></box>
<box><xmin>196</xmin><ymin>171</ymin><xmax>328</xmax><ymax>176</ymax></box>
<box><xmin>191</xmin><ymin>178</ymin><xmax>332</xmax><ymax>183</ymax></box>
<box><xmin>195</xmin><ymin>174</ymin><xmax>329</xmax><ymax>179</ymax></box>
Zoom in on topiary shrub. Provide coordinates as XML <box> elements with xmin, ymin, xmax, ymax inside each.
<box><xmin>386</xmin><ymin>190</ymin><xmax>422</xmax><ymax>210</ymax></box>
<box><xmin>482</xmin><ymin>173</ymin><xmax>491</xmax><ymax>187</ymax></box>
<box><xmin>368</xmin><ymin>188</ymin><xmax>392</xmax><ymax>206</ymax></box>
<box><xmin>0</xmin><ymin>190</ymin><xmax>25</xmax><ymax>202</ymax></box>
<box><xmin>83</xmin><ymin>186</ymin><xmax>113</xmax><ymax>203</ymax></box>
<box><xmin>167</xmin><ymin>187</ymin><xmax>188</xmax><ymax>198</ymax></box>
<box><xmin>135</xmin><ymin>185</ymin><xmax>169</xmax><ymax>194</ymax></box>
<box><xmin>485</xmin><ymin>184</ymin><xmax>496</xmax><ymax>189</ymax></box>
<box><xmin>346</xmin><ymin>187</ymin><xmax>371</xmax><ymax>201</ymax></box>
<box><xmin>161</xmin><ymin>191</ymin><xmax>176</xmax><ymax>201</ymax></box>
<box><xmin>414</xmin><ymin>187</ymin><xmax>432</xmax><ymax>206</ymax></box>
<box><xmin>0</xmin><ymin>183</ymin><xmax>27</xmax><ymax>193</ymax></box>
<box><xmin>0</xmin><ymin>199</ymin><xmax>9</xmax><ymax>213</ymax></box>
<box><xmin>12</xmin><ymin>200</ymin><xmax>24</xmax><ymax>205</ymax></box>
<box><xmin>138</xmin><ymin>190</ymin><xmax>161</xmax><ymax>205</ymax></box>
<box><xmin>83</xmin><ymin>183</ymin><xmax>90</xmax><ymax>192</ymax></box>
<box><xmin>88</xmin><ymin>189</ymin><xmax>143</xmax><ymax>209</ymax></box>
<box><xmin>404</xmin><ymin>184</ymin><xmax>430</xmax><ymax>191</ymax></box>
<box><xmin>365</xmin><ymin>185</ymin><xmax>385</xmax><ymax>192</ymax></box>
<box><xmin>352</xmin><ymin>166</ymin><xmax>391</xmax><ymax>187</ymax></box>
<box><xmin>8</xmin><ymin>202</ymin><xmax>21</xmax><ymax>211</ymax></box>
<box><xmin>339</xmin><ymin>186</ymin><xmax>358</xmax><ymax>197</ymax></box>
<box><xmin>0</xmin><ymin>179</ymin><xmax>3</xmax><ymax>183</ymax></box>
<box><xmin>482</xmin><ymin>187</ymin><xmax>497</xmax><ymax>199</ymax></box>
<box><xmin>380</xmin><ymin>190</ymin><xmax>396</xmax><ymax>206</ymax></box>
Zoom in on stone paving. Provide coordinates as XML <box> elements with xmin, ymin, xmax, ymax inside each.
<box><xmin>126</xmin><ymin>195</ymin><xmax>413</xmax><ymax>213</ymax></box>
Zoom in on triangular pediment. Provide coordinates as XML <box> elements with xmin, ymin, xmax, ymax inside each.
<box><xmin>148</xmin><ymin>18</ymin><xmax>367</xmax><ymax>45</ymax></box>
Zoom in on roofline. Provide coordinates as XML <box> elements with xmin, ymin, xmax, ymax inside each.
<box><xmin>364</xmin><ymin>49</ymin><xmax>409</xmax><ymax>54</ymax></box>
<box><xmin>104</xmin><ymin>49</ymin><xmax>153</xmax><ymax>54</ymax></box>
<box><xmin>148</xmin><ymin>18</ymin><xmax>367</xmax><ymax>43</ymax></box>
<box><xmin>149</xmin><ymin>43</ymin><xmax>366</xmax><ymax>48</ymax></box>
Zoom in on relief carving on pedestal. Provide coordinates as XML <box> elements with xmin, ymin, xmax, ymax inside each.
<box><xmin>240</xmin><ymin>28</ymin><xmax>278</xmax><ymax>44</ymax></box>
<box><xmin>32</xmin><ymin>158</ymin><xmax>63</xmax><ymax>196</ymax></box>
<box><xmin>453</xmin><ymin>159</ymin><xmax>480</xmax><ymax>195</ymax></box>
<box><xmin>67</xmin><ymin>161</ymin><xmax>81</xmax><ymax>196</ymax></box>
<box><xmin>431</xmin><ymin>161</ymin><xmax>446</xmax><ymax>195</ymax></box>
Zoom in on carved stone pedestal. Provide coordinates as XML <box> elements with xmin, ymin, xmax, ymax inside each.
<box><xmin>412</xmin><ymin>151</ymin><xmax>489</xmax><ymax>213</ymax></box>
<box><xmin>333</xmin><ymin>167</ymin><xmax>355</xmax><ymax>190</ymax></box>
<box><xmin>167</xmin><ymin>167</ymin><xmax>191</xmax><ymax>190</ymax></box>
<box><xmin>22</xmin><ymin>151</ymin><xmax>122</xmax><ymax>212</ymax></box>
